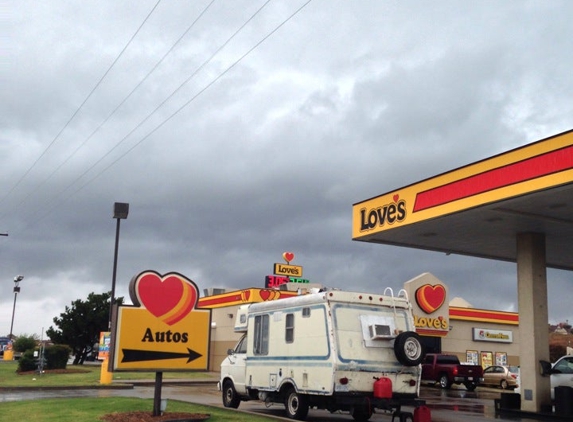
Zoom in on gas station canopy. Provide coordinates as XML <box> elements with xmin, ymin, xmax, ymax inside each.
<box><xmin>352</xmin><ymin>129</ymin><xmax>573</xmax><ymax>414</ymax></box>
<box><xmin>352</xmin><ymin>130</ymin><xmax>573</xmax><ymax>270</ymax></box>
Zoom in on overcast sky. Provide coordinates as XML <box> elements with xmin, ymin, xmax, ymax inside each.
<box><xmin>2</xmin><ymin>0</ymin><xmax>572</xmax><ymax>339</ymax></box>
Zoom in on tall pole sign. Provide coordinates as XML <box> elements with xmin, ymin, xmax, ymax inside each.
<box><xmin>266</xmin><ymin>252</ymin><xmax>308</xmax><ymax>288</ymax></box>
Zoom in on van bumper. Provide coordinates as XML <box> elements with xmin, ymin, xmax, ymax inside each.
<box><xmin>335</xmin><ymin>393</ymin><xmax>423</xmax><ymax>411</ymax></box>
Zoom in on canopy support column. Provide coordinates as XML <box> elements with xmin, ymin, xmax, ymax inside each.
<box><xmin>516</xmin><ymin>232</ymin><xmax>551</xmax><ymax>413</ymax></box>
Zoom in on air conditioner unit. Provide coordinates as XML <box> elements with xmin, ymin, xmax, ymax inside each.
<box><xmin>369</xmin><ymin>324</ymin><xmax>393</xmax><ymax>340</ymax></box>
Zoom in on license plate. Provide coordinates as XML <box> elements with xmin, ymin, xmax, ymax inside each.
<box><xmin>468</xmin><ymin>377</ymin><xmax>473</xmax><ymax>381</ymax></box>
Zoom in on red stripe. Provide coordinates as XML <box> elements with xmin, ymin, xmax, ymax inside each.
<box><xmin>413</xmin><ymin>146</ymin><xmax>573</xmax><ymax>212</ymax></box>
<box><xmin>198</xmin><ymin>294</ymin><xmax>243</xmax><ymax>308</ymax></box>
<box><xmin>450</xmin><ymin>308</ymin><xmax>519</xmax><ymax>323</ymax></box>
<box><xmin>416</xmin><ymin>328</ymin><xmax>448</xmax><ymax>337</ymax></box>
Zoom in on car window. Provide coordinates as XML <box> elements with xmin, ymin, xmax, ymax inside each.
<box><xmin>437</xmin><ymin>355</ymin><xmax>459</xmax><ymax>364</ymax></box>
<box><xmin>553</xmin><ymin>357</ymin><xmax>573</xmax><ymax>374</ymax></box>
<box><xmin>235</xmin><ymin>335</ymin><xmax>247</xmax><ymax>354</ymax></box>
<box><xmin>484</xmin><ymin>367</ymin><xmax>494</xmax><ymax>374</ymax></box>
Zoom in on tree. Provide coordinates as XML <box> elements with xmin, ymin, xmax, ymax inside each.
<box><xmin>46</xmin><ymin>291</ymin><xmax>123</xmax><ymax>364</ymax></box>
<box><xmin>13</xmin><ymin>334</ymin><xmax>38</xmax><ymax>353</ymax></box>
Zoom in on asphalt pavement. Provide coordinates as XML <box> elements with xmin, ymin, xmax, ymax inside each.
<box><xmin>2</xmin><ymin>376</ymin><xmax>566</xmax><ymax>422</ymax></box>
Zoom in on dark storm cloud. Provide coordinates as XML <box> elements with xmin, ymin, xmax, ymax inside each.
<box><xmin>1</xmin><ymin>1</ymin><xmax>572</xmax><ymax>336</ymax></box>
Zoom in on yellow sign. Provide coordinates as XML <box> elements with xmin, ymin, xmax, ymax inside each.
<box><xmin>111</xmin><ymin>271</ymin><xmax>211</xmax><ymax>371</ymax></box>
<box><xmin>113</xmin><ymin>306</ymin><xmax>210</xmax><ymax>371</ymax></box>
<box><xmin>273</xmin><ymin>263</ymin><xmax>303</xmax><ymax>277</ymax></box>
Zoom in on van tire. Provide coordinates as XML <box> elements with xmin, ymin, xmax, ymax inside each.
<box><xmin>351</xmin><ymin>404</ymin><xmax>373</xmax><ymax>421</ymax></box>
<box><xmin>394</xmin><ymin>332</ymin><xmax>424</xmax><ymax>366</ymax></box>
<box><xmin>465</xmin><ymin>382</ymin><xmax>477</xmax><ymax>391</ymax></box>
<box><xmin>222</xmin><ymin>379</ymin><xmax>241</xmax><ymax>409</ymax></box>
<box><xmin>284</xmin><ymin>387</ymin><xmax>309</xmax><ymax>420</ymax></box>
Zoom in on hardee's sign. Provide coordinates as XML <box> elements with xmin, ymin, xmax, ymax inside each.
<box><xmin>404</xmin><ymin>273</ymin><xmax>449</xmax><ymax>337</ymax></box>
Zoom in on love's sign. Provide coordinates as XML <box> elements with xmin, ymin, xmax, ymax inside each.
<box><xmin>111</xmin><ymin>271</ymin><xmax>211</xmax><ymax>372</ymax></box>
<box><xmin>415</xmin><ymin>284</ymin><xmax>446</xmax><ymax>314</ymax></box>
<box><xmin>404</xmin><ymin>273</ymin><xmax>449</xmax><ymax>337</ymax></box>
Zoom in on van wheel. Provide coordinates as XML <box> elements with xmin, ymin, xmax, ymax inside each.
<box><xmin>464</xmin><ymin>382</ymin><xmax>477</xmax><ymax>391</ymax></box>
<box><xmin>399</xmin><ymin>411</ymin><xmax>414</xmax><ymax>422</ymax></box>
<box><xmin>351</xmin><ymin>404</ymin><xmax>373</xmax><ymax>421</ymax></box>
<box><xmin>222</xmin><ymin>379</ymin><xmax>240</xmax><ymax>409</ymax></box>
<box><xmin>284</xmin><ymin>387</ymin><xmax>309</xmax><ymax>420</ymax></box>
<box><xmin>394</xmin><ymin>332</ymin><xmax>424</xmax><ymax>366</ymax></box>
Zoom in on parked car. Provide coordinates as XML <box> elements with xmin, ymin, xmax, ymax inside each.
<box><xmin>482</xmin><ymin>365</ymin><xmax>519</xmax><ymax>389</ymax></box>
<box><xmin>543</xmin><ymin>355</ymin><xmax>573</xmax><ymax>400</ymax></box>
<box><xmin>421</xmin><ymin>353</ymin><xmax>484</xmax><ymax>391</ymax></box>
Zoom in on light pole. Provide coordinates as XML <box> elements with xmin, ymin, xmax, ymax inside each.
<box><xmin>109</xmin><ymin>202</ymin><xmax>129</xmax><ymax>330</ymax></box>
<box><xmin>9</xmin><ymin>275</ymin><xmax>24</xmax><ymax>339</ymax></box>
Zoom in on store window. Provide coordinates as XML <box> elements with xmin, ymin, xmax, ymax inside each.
<box><xmin>466</xmin><ymin>350</ymin><xmax>478</xmax><ymax>365</ymax></box>
<box><xmin>480</xmin><ymin>351</ymin><xmax>493</xmax><ymax>368</ymax></box>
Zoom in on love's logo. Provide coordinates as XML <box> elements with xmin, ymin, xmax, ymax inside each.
<box><xmin>259</xmin><ymin>289</ymin><xmax>280</xmax><ymax>301</ymax></box>
<box><xmin>415</xmin><ymin>284</ymin><xmax>446</xmax><ymax>314</ymax></box>
<box><xmin>129</xmin><ymin>271</ymin><xmax>198</xmax><ymax>326</ymax></box>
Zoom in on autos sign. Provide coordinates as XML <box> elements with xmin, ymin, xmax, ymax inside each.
<box><xmin>110</xmin><ymin>271</ymin><xmax>211</xmax><ymax>371</ymax></box>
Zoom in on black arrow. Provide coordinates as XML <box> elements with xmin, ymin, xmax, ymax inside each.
<box><xmin>121</xmin><ymin>348</ymin><xmax>202</xmax><ymax>364</ymax></box>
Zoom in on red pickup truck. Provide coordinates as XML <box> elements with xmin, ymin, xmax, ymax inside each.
<box><xmin>422</xmin><ymin>353</ymin><xmax>484</xmax><ymax>391</ymax></box>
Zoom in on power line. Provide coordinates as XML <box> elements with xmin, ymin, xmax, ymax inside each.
<box><xmin>0</xmin><ymin>0</ymin><xmax>215</xmax><ymax>222</ymax></box>
<box><xmin>0</xmin><ymin>0</ymin><xmax>162</xmax><ymax>211</ymax></box>
<box><xmin>20</xmin><ymin>0</ymin><xmax>313</xmax><ymax>233</ymax></box>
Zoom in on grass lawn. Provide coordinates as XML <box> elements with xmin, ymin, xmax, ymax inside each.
<box><xmin>0</xmin><ymin>360</ymin><xmax>216</xmax><ymax>387</ymax></box>
<box><xmin>0</xmin><ymin>397</ymin><xmax>275</xmax><ymax>422</ymax></box>
<box><xmin>0</xmin><ymin>362</ymin><xmax>277</xmax><ymax>421</ymax></box>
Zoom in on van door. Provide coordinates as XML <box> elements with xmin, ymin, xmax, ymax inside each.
<box><xmin>226</xmin><ymin>334</ymin><xmax>248</xmax><ymax>394</ymax></box>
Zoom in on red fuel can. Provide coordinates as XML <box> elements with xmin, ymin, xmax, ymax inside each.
<box><xmin>373</xmin><ymin>377</ymin><xmax>392</xmax><ymax>399</ymax></box>
<box><xmin>414</xmin><ymin>405</ymin><xmax>432</xmax><ymax>422</ymax></box>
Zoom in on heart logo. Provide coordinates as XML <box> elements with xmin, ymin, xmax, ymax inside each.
<box><xmin>241</xmin><ymin>290</ymin><xmax>251</xmax><ymax>302</ymax></box>
<box><xmin>130</xmin><ymin>271</ymin><xmax>198</xmax><ymax>326</ymax></box>
<box><xmin>415</xmin><ymin>284</ymin><xmax>446</xmax><ymax>314</ymax></box>
<box><xmin>259</xmin><ymin>289</ymin><xmax>280</xmax><ymax>301</ymax></box>
<box><xmin>283</xmin><ymin>252</ymin><xmax>295</xmax><ymax>263</ymax></box>
<box><xmin>393</xmin><ymin>194</ymin><xmax>400</xmax><ymax>203</ymax></box>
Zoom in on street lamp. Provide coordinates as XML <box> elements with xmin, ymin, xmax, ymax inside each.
<box><xmin>109</xmin><ymin>202</ymin><xmax>129</xmax><ymax>329</ymax></box>
<box><xmin>9</xmin><ymin>275</ymin><xmax>24</xmax><ymax>339</ymax></box>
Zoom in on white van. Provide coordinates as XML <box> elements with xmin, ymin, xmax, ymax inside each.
<box><xmin>218</xmin><ymin>289</ymin><xmax>426</xmax><ymax>421</ymax></box>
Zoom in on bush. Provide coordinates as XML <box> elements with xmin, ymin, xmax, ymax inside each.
<box><xmin>17</xmin><ymin>349</ymin><xmax>37</xmax><ymax>372</ymax></box>
<box><xmin>13</xmin><ymin>335</ymin><xmax>37</xmax><ymax>353</ymax></box>
<box><xmin>44</xmin><ymin>344</ymin><xmax>71</xmax><ymax>369</ymax></box>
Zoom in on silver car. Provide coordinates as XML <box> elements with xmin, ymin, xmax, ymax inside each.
<box><xmin>482</xmin><ymin>365</ymin><xmax>519</xmax><ymax>389</ymax></box>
